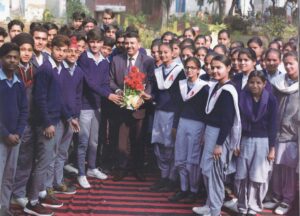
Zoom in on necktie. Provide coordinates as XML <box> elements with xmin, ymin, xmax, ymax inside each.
<box><xmin>128</xmin><ymin>57</ymin><xmax>134</xmax><ymax>73</ymax></box>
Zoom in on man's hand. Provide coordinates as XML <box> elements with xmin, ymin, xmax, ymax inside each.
<box><xmin>108</xmin><ymin>93</ymin><xmax>123</xmax><ymax>105</ymax></box>
<box><xmin>70</xmin><ymin>118</ymin><xmax>80</xmax><ymax>133</ymax></box>
<box><xmin>213</xmin><ymin>145</ymin><xmax>222</xmax><ymax>160</ymax></box>
<box><xmin>139</xmin><ymin>91</ymin><xmax>152</xmax><ymax>101</ymax></box>
<box><xmin>267</xmin><ymin>147</ymin><xmax>275</xmax><ymax>162</ymax></box>
<box><xmin>115</xmin><ymin>89</ymin><xmax>124</xmax><ymax>96</ymax></box>
<box><xmin>4</xmin><ymin>134</ymin><xmax>20</xmax><ymax>146</ymax></box>
<box><xmin>43</xmin><ymin>125</ymin><xmax>55</xmax><ymax>139</ymax></box>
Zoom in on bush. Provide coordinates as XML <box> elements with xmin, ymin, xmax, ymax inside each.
<box><xmin>223</xmin><ymin>16</ymin><xmax>252</xmax><ymax>33</ymax></box>
<box><xmin>261</xmin><ymin>16</ymin><xmax>286</xmax><ymax>40</ymax></box>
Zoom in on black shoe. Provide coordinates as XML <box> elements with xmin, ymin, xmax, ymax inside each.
<box><xmin>158</xmin><ymin>180</ymin><xmax>177</xmax><ymax>192</ymax></box>
<box><xmin>168</xmin><ymin>191</ymin><xmax>189</xmax><ymax>202</ymax></box>
<box><xmin>150</xmin><ymin>178</ymin><xmax>168</xmax><ymax>191</ymax></box>
<box><xmin>133</xmin><ymin>171</ymin><xmax>146</xmax><ymax>182</ymax></box>
<box><xmin>181</xmin><ymin>192</ymin><xmax>198</xmax><ymax>204</ymax></box>
<box><xmin>112</xmin><ymin>170</ymin><xmax>128</xmax><ymax>181</ymax></box>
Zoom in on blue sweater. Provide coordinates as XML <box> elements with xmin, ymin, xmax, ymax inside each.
<box><xmin>205</xmin><ymin>83</ymin><xmax>236</xmax><ymax>146</ymax></box>
<box><xmin>59</xmin><ymin>63</ymin><xmax>84</xmax><ymax>118</ymax></box>
<box><xmin>78</xmin><ymin>52</ymin><xmax>112</xmax><ymax>110</ymax></box>
<box><xmin>0</xmin><ymin>72</ymin><xmax>28</xmax><ymax>137</ymax></box>
<box><xmin>152</xmin><ymin>69</ymin><xmax>186</xmax><ymax>113</ymax></box>
<box><xmin>173</xmin><ymin>85</ymin><xmax>209</xmax><ymax>128</ymax></box>
<box><xmin>32</xmin><ymin>60</ymin><xmax>71</xmax><ymax>128</ymax></box>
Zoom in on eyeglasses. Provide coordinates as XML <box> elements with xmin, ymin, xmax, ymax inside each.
<box><xmin>185</xmin><ymin>66</ymin><xmax>198</xmax><ymax>71</ymax></box>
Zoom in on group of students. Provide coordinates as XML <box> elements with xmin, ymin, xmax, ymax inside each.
<box><xmin>0</xmin><ymin>9</ymin><xmax>298</xmax><ymax>216</ymax></box>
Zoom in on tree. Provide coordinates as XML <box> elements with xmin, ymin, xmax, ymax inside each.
<box><xmin>228</xmin><ymin>0</ymin><xmax>237</xmax><ymax>16</ymax></box>
<box><xmin>161</xmin><ymin>0</ymin><xmax>174</xmax><ymax>28</ymax></box>
<box><xmin>66</xmin><ymin>0</ymin><xmax>90</xmax><ymax>23</ymax></box>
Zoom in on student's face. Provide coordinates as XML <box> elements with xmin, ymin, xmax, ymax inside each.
<box><xmin>172</xmin><ymin>44</ymin><xmax>181</xmax><ymax>58</ymax></box>
<box><xmin>66</xmin><ymin>47</ymin><xmax>80</xmax><ymax>64</ymax></box>
<box><xmin>84</xmin><ymin>22</ymin><xmax>95</xmax><ymax>32</ymax></box>
<box><xmin>185</xmin><ymin>60</ymin><xmax>199</xmax><ymax>81</ymax></box>
<box><xmin>231</xmin><ymin>52</ymin><xmax>240</xmax><ymax>72</ymax></box>
<box><xmin>73</xmin><ymin>19</ymin><xmax>83</xmax><ymax>29</ymax></box>
<box><xmin>269</xmin><ymin>43</ymin><xmax>280</xmax><ymax>50</ymax></box>
<box><xmin>213</xmin><ymin>47</ymin><xmax>226</xmax><ymax>55</ymax></box>
<box><xmin>116</xmin><ymin>37</ymin><xmax>125</xmax><ymax>49</ymax></box>
<box><xmin>125</xmin><ymin>37</ymin><xmax>140</xmax><ymax>57</ymax></box>
<box><xmin>238</xmin><ymin>53</ymin><xmax>256</xmax><ymax>74</ymax></box>
<box><xmin>2</xmin><ymin>50</ymin><xmax>20</xmax><ymax>72</ymax></box>
<box><xmin>88</xmin><ymin>40</ymin><xmax>102</xmax><ymax>54</ymax></box>
<box><xmin>195</xmin><ymin>49</ymin><xmax>206</xmax><ymax>62</ymax></box>
<box><xmin>47</xmin><ymin>29</ymin><xmax>58</xmax><ymax>45</ymax></box>
<box><xmin>0</xmin><ymin>36</ymin><xmax>5</xmax><ymax>47</ymax></box>
<box><xmin>105</xmin><ymin>29</ymin><xmax>117</xmax><ymax>39</ymax></box>
<box><xmin>204</xmin><ymin>55</ymin><xmax>213</xmax><ymax>76</ymax></box>
<box><xmin>247</xmin><ymin>76</ymin><xmax>266</xmax><ymax>96</ymax></box>
<box><xmin>248</xmin><ymin>42</ymin><xmax>263</xmax><ymax>59</ymax></box>
<box><xmin>51</xmin><ymin>45</ymin><xmax>68</xmax><ymax>63</ymax></box>
<box><xmin>20</xmin><ymin>43</ymin><xmax>33</xmax><ymax>64</ymax></box>
<box><xmin>265</xmin><ymin>52</ymin><xmax>281</xmax><ymax>73</ymax></box>
<box><xmin>218</xmin><ymin>33</ymin><xmax>230</xmax><ymax>47</ymax></box>
<box><xmin>33</xmin><ymin>31</ymin><xmax>48</xmax><ymax>52</ymax></box>
<box><xmin>211</xmin><ymin>60</ymin><xmax>231</xmax><ymax>83</ymax></box>
<box><xmin>181</xmin><ymin>48</ymin><xmax>194</xmax><ymax>61</ymax></box>
<box><xmin>283</xmin><ymin>46</ymin><xmax>292</xmax><ymax>54</ymax></box>
<box><xmin>102</xmin><ymin>13</ymin><xmax>113</xmax><ymax>25</ymax></box>
<box><xmin>159</xmin><ymin>45</ymin><xmax>173</xmax><ymax>64</ymax></box>
<box><xmin>151</xmin><ymin>45</ymin><xmax>160</xmax><ymax>63</ymax></box>
<box><xmin>100</xmin><ymin>45</ymin><xmax>112</xmax><ymax>58</ymax></box>
<box><xmin>9</xmin><ymin>25</ymin><xmax>22</xmax><ymax>39</ymax></box>
<box><xmin>77</xmin><ymin>40</ymin><xmax>86</xmax><ymax>54</ymax></box>
<box><xmin>184</xmin><ymin>30</ymin><xmax>194</xmax><ymax>40</ymax></box>
<box><xmin>162</xmin><ymin>35</ymin><xmax>173</xmax><ymax>43</ymax></box>
<box><xmin>284</xmin><ymin>56</ymin><xmax>299</xmax><ymax>79</ymax></box>
<box><xmin>195</xmin><ymin>38</ymin><xmax>206</xmax><ymax>48</ymax></box>
<box><xmin>205</xmin><ymin>35</ymin><xmax>211</xmax><ymax>48</ymax></box>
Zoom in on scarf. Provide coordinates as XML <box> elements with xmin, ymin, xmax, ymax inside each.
<box><xmin>272</xmin><ymin>73</ymin><xmax>298</xmax><ymax>94</ymax></box>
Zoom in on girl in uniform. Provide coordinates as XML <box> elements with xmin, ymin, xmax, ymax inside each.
<box><xmin>168</xmin><ymin>57</ymin><xmax>209</xmax><ymax>203</ymax></box>
<box><xmin>193</xmin><ymin>55</ymin><xmax>241</xmax><ymax>216</ymax></box>
<box><xmin>247</xmin><ymin>36</ymin><xmax>264</xmax><ymax>70</ymax></box>
<box><xmin>150</xmin><ymin>42</ymin><xmax>186</xmax><ymax>192</ymax></box>
<box><xmin>235</xmin><ymin>70</ymin><xmax>278</xmax><ymax>216</ymax></box>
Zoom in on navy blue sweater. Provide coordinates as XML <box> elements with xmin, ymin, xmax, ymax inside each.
<box><xmin>0</xmin><ymin>76</ymin><xmax>28</xmax><ymax>137</ymax></box>
<box><xmin>173</xmin><ymin>84</ymin><xmax>209</xmax><ymax>128</ymax></box>
<box><xmin>59</xmin><ymin>64</ymin><xmax>84</xmax><ymax>118</ymax></box>
<box><xmin>205</xmin><ymin>83</ymin><xmax>236</xmax><ymax>146</ymax></box>
<box><xmin>78</xmin><ymin>52</ymin><xmax>112</xmax><ymax>110</ymax></box>
<box><xmin>32</xmin><ymin>60</ymin><xmax>71</xmax><ymax>128</ymax></box>
<box><xmin>152</xmin><ymin>70</ymin><xmax>186</xmax><ymax>113</ymax></box>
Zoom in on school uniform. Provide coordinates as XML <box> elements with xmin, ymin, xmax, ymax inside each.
<box><xmin>272</xmin><ymin>74</ymin><xmax>299</xmax><ymax>206</ymax></box>
<box><xmin>12</xmin><ymin>62</ymin><xmax>37</xmax><ymax>200</ymax></box>
<box><xmin>236</xmin><ymin>88</ymin><xmax>278</xmax><ymax>215</ymax></box>
<box><xmin>31</xmin><ymin>51</ymin><xmax>49</xmax><ymax>71</ymax></box>
<box><xmin>200</xmin><ymin>81</ymin><xmax>241</xmax><ymax>216</ymax></box>
<box><xmin>28</xmin><ymin>57</ymin><xmax>71</xmax><ymax>202</ymax></box>
<box><xmin>77</xmin><ymin>50</ymin><xmax>111</xmax><ymax>176</ymax></box>
<box><xmin>151</xmin><ymin>61</ymin><xmax>185</xmax><ymax>181</ymax></box>
<box><xmin>262</xmin><ymin>68</ymin><xmax>285</xmax><ymax>85</ymax></box>
<box><xmin>0</xmin><ymin>69</ymin><xmax>28</xmax><ymax>208</ymax></box>
<box><xmin>174</xmin><ymin>79</ymin><xmax>208</xmax><ymax>193</ymax></box>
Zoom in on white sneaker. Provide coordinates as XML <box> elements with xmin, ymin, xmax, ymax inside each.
<box><xmin>77</xmin><ymin>176</ymin><xmax>91</xmax><ymax>189</ymax></box>
<box><xmin>87</xmin><ymin>168</ymin><xmax>108</xmax><ymax>180</ymax></box>
<box><xmin>274</xmin><ymin>202</ymin><xmax>290</xmax><ymax>215</ymax></box>
<box><xmin>64</xmin><ymin>164</ymin><xmax>79</xmax><ymax>174</ymax></box>
<box><xmin>11</xmin><ymin>197</ymin><xmax>28</xmax><ymax>208</ymax></box>
<box><xmin>263</xmin><ymin>197</ymin><xmax>280</xmax><ymax>209</ymax></box>
<box><xmin>223</xmin><ymin>198</ymin><xmax>238</xmax><ymax>212</ymax></box>
<box><xmin>192</xmin><ymin>205</ymin><xmax>211</xmax><ymax>215</ymax></box>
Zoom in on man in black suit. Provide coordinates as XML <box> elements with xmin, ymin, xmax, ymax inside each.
<box><xmin>109</xmin><ymin>31</ymin><xmax>154</xmax><ymax>181</ymax></box>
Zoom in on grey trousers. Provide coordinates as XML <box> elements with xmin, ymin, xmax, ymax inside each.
<box><xmin>154</xmin><ymin>143</ymin><xmax>177</xmax><ymax>181</ymax></box>
<box><xmin>28</xmin><ymin>121</ymin><xmax>63</xmax><ymax>201</ymax></box>
<box><xmin>77</xmin><ymin>109</ymin><xmax>100</xmax><ymax>176</ymax></box>
<box><xmin>0</xmin><ymin>140</ymin><xmax>20</xmax><ymax>208</ymax></box>
<box><xmin>45</xmin><ymin>121</ymin><xmax>73</xmax><ymax>188</ymax></box>
<box><xmin>272</xmin><ymin>164</ymin><xmax>297</xmax><ymax>205</ymax></box>
<box><xmin>12</xmin><ymin>125</ymin><xmax>35</xmax><ymax>199</ymax></box>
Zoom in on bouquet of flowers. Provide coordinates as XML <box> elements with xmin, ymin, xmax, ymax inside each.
<box><xmin>121</xmin><ymin>66</ymin><xmax>146</xmax><ymax>110</ymax></box>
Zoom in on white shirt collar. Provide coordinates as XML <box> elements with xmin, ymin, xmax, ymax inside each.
<box><xmin>48</xmin><ymin>56</ymin><xmax>62</xmax><ymax>74</ymax></box>
<box><xmin>87</xmin><ymin>49</ymin><xmax>104</xmax><ymax>65</ymax></box>
<box><xmin>0</xmin><ymin>68</ymin><xmax>20</xmax><ymax>88</ymax></box>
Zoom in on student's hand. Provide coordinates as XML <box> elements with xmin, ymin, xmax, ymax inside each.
<box><xmin>234</xmin><ymin>148</ymin><xmax>240</xmax><ymax>157</ymax></box>
<box><xmin>171</xmin><ymin>128</ymin><xmax>177</xmax><ymax>141</ymax></box>
<box><xmin>43</xmin><ymin>125</ymin><xmax>55</xmax><ymax>139</ymax></box>
<box><xmin>213</xmin><ymin>145</ymin><xmax>222</xmax><ymax>160</ymax></box>
<box><xmin>70</xmin><ymin>119</ymin><xmax>80</xmax><ymax>133</ymax></box>
<box><xmin>267</xmin><ymin>147</ymin><xmax>275</xmax><ymax>162</ymax></box>
<box><xmin>108</xmin><ymin>93</ymin><xmax>123</xmax><ymax>105</ymax></box>
<box><xmin>139</xmin><ymin>91</ymin><xmax>152</xmax><ymax>101</ymax></box>
<box><xmin>4</xmin><ymin>134</ymin><xmax>19</xmax><ymax>146</ymax></box>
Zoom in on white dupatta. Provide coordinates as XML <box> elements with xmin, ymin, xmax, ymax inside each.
<box><xmin>179</xmin><ymin>79</ymin><xmax>208</xmax><ymax>101</ymax></box>
<box><xmin>155</xmin><ymin>63</ymin><xmax>183</xmax><ymax>90</ymax></box>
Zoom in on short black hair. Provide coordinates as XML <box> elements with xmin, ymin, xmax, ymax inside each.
<box><xmin>58</xmin><ymin>25</ymin><xmax>74</xmax><ymax>37</ymax></box>
<box><xmin>86</xmin><ymin>29</ymin><xmax>102</xmax><ymax>42</ymax></box>
<box><xmin>124</xmin><ymin>31</ymin><xmax>140</xmax><ymax>41</ymax></box>
<box><xmin>103</xmin><ymin>36</ymin><xmax>115</xmax><ymax>48</ymax></box>
<box><xmin>72</xmin><ymin>11</ymin><xmax>86</xmax><ymax>20</ymax></box>
<box><xmin>125</xmin><ymin>25</ymin><xmax>139</xmax><ymax>35</ymax></box>
<box><xmin>12</xmin><ymin>33</ymin><xmax>34</xmax><ymax>48</ymax></box>
<box><xmin>43</xmin><ymin>22</ymin><xmax>59</xmax><ymax>31</ymax></box>
<box><xmin>0</xmin><ymin>27</ymin><xmax>8</xmax><ymax>38</ymax></box>
<box><xmin>82</xmin><ymin>17</ymin><xmax>97</xmax><ymax>27</ymax></box>
<box><xmin>30</xmin><ymin>26</ymin><xmax>48</xmax><ymax>36</ymax></box>
<box><xmin>51</xmin><ymin>35</ymin><xmax>70</xmax><ymax>47</ymax></box>
<box><xmin>103</xmin><ymin>8</ymin><xmax>115</xmax><ymax>18</ymax></box>
<box><xmin>0</xmin><ymin>42</ymin><xmax>20</xmax><ymax>57</ymax></box>
<box><xmin>8</xmin><ymin>19</ymin><xmax>24</xmax><ymax>31</ymax></box>
<box><xmin>71</xmin><ymin>32</ymin><xmax>87</xmax><ymax>43</ymax></box>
